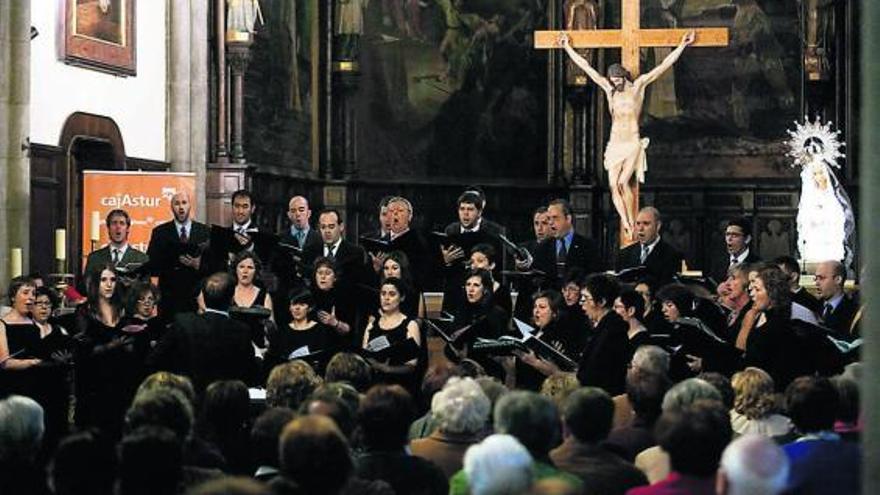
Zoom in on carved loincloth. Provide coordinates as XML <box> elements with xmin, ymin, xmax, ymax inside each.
<box><xmin>604</xmin><ymin>137</ymin><xmax>650</xmax><ymax>183</ymax></box>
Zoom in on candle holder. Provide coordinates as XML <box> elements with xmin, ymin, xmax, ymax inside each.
<box><xmin>90</xmin><ymin>240</ymin><xmax>98</xmax><ymax>253</ymax></box>
<box><xmin>48</xmin><ymin>272</ymin><xmax>76</xmax><ymax>312</ymax></box>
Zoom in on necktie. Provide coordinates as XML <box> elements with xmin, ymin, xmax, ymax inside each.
<box><xmin>111</xmin><ymin>248</ymin><xmax>120</xmax><ymax>265</ymax></box>
<box><xmin>729</xmin><ymin>255</ymin><xmax>738</xmax><ymax>266</ymax></box>
<box><xmin>326</xmin><ymin>244</ymin><xmax>336</xmax><ymax>259</ymax></box>
<box><xmin>640</xmin><ymin>244</ymin><xmax>650</xmax><ymax>264</ymax></box>
<box><xmin>822</xmin><ymin>303</ymin><xmax>833</xmax><ymax>321</ymax></box>
<box><xmin>295</xmin><ymin>229</ymin><xmax>305</xmax><ymax>246</ymax></box>
<box><xmin>556</xmin><ymin>240</ymin><xmax>567</xmax><ymax>277</ymax></box>
<box><xmin>180</xmin><ymin>226</ymin><xmax>188</xmax><ymax>243</ymax></box>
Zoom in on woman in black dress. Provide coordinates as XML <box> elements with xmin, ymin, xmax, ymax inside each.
<box><xmin>231</xmin><ymin>251</ymin><xmax>274</xmax><ymax>350</ymax></box>
<box><xmin>74</xmin><ymin>264</ymin><xmax>135</xmax><ymax>438</ymax></box>
<box><xmin>361</xmin><ymin>278</ymin><xmax>422</xmax><ymax>393</ymax></box>
<box><xmin>311</xmin><ymin>257</ymin><xmax>355</xmax><ymax>349</ymax></box>
<box><xmin>264</xmin><ymin>288</ymin><xmax>337</xmax><ymax>375</ymax></box>
<box><xmin>0</xmin><ymin>277</ymin><xmax>43</xmax><ymax>376</ymax></box>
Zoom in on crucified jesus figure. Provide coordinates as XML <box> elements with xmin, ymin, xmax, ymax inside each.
<box><xmin>559</xmin><ymin>30</ymin><xmax>694</xmax><ymax>240</ymax></box>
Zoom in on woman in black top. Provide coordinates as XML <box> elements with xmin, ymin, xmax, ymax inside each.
<box><xmin>614</xmin><ymin>287</ymin><xmax>652</xmax><ymax>350</ymax></box>
<box><xmin>745</xmin><ymin>266</ymin><xmax>802</xmax><ymax>391</ymax></box>
<box><xmin>468</xmin><ymin>243</ymin><xmax>512</xmax><ymax>316</ymax></box>
<box><xmin>450</xmin><ymin>269</ymin><xmax>510</xmax><ymax>346</ymax></box>
<box><xmin>74</xmin><ymin>264</ymin><xmax>135</xmax><ymax>438</ymax></box>
<box><xmin>514</xmin><ymin>289</ymin><xmax>582</xmax><ymax>390</ymax></box>
<box><xmin>575</xmin><ymin>274</ymin><xmax>630</xmax><ymax>395</ymax></box>
<box><xmin>362</xmin><ymin>278</ymin><xmax>422</xmax><ymax>393</ymax></box>
<box><xmin>231</xmin><ymin>251</ymin><xmax>274</xmax><ymax>349</ymax></box>
<box><xmin>381</xmin><ymin>250</ymin><xmax>425</xmax><ymax>318</ymax></box>
<box><xmin>265</xmin><ymin>288</ymin><xmax>336</xmax><ymax>375</ymax></box>
<box><xmin>311</xmin><ymin>257</ymin><xmax>355</xmax><ymax>349</ymax></box>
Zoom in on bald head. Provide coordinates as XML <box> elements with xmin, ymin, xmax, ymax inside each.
<box><xmin>288</xmin><ymin>196</ymin><xmax>311</xmax><ymax>229</ymax></box>
<box><xmin>171</xmin><ymin>191</ymin><xmax>192</xmax><ymax>223</ymax></box>
<box><xmin>717</xmin><ymin>434</ymin><xmax>788</xmax><ymax>495</ymax></box>
<box><xmin>814</xmin><ymin>260</ymin><xmax>845</xmax><ymax>300</ymax></box>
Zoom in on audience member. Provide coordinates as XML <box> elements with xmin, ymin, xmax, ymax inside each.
<box><xmin>606</xmin><ymin>368</ymin><xmax>671</xmax><ymax>462</ymax></box>
<box><xmin>410</xmin><ymin>376</ymin><xmax>491</xmax><ymax>477</ymax></box>
<box><xmin>782</xmin><ymin>376</ymin><xmax>860</xmax><ymax>495</ymax></box>
<box><xmin>250</xmin><ymin>407</ymin><xmax>296</xmax><ymax>483</ymax></box>
<box><xmin>196</xmin><ymin>380</ymin><xmax>252</xmax><ymax>474</ymax></box>
<box><xmin>49</xmin><ymin>429</ymin><xmax>116</xmax><ymax>495</ymax></box>
<box><xmin>716</xmin><ymin>434</ymin><xmax>789</xmax><ymax>495</ymax></box>
<box><xmin>629</xmin><ymin>400</ymin><xmax>732</xmax><ymax>495</ymax></box>
<box><xmin>355</xmin><ymin>385</ymin><xmax>448</xmax><ymax>495</ymax></box>
<box><xmin>729</xmin><ymin>368</ymin><xmax>794</xmax><ymax>442</ymax></box>
<box><xmin>0</xmin><ymin>395</ymin><xmax>48</xmax><ymax>495</ymax></box>
<box><xmin>266</xmin><ymin>360</ymin><xmax>323</xmax><ymax>410</ymax></box>
<box><xmin>464</xmin><ymin>434</ymin><xmax>534</xmax><ymax>495</ymax></box>
<box><xmin>117</xmin><ymin>425</ymin><xmax>183</xmax><ymax>495</ymax></box>
<box><xmin>450</xmin><ymin>390</ymin><xmax>582</xmax><ymax>494</ymax></box>
<box><xmin>550</xmin><ymin>387</ymin><xmax>648</xmax><ymax>494</ymax></box>
<box><xmin>301</xmin><ymin>382</ymin><xmax>359</xmax><ymax>440</ymax></box>
<box><xmin>325</xmin><ymin>351</ymin><xmax>372</xmax><ymax>392</ymax></box>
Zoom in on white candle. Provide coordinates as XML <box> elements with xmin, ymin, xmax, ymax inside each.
<box><xmin>55</xmin><ymin>228</ymin><xmax>66</xmax><ymax>261</ymax></box>
<box><xmin>10</xmin><ymin>248</ymin><xmax>22</xmax><ymax>278</ymax></box>
<box><xmin>90</xmin><ymin>211</ymin><xmax>101</xmax><ymax>242</ymax></box>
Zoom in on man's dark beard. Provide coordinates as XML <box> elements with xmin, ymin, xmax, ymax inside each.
<box><xmin>613</xmin><ymin>81</ymin><xmax>625</xmax><ymax>92</ymax></box>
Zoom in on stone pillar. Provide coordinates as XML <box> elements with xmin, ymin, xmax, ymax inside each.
<box><xmin>227</xmin><ymin>40</ymin><xmax>252</xmax><ymax>163</ymax></box>
<box><xmin>167</xmin><ymin>0</ymin><xmax>209</xmax><ymax>221</ymax></box>
<box><xmin>0</xmin><ymin>1</ymin><xmax>31</xmax><ymax>288</ymax></box>
<box><xmin>862</xmin><ymin>2</ymin><xmax>879</xmax><ymax>492</ymax></box>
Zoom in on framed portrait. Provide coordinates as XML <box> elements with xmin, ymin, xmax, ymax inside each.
<box><xmin>61</xmin><ymin>0</ymin><xmax>136</xmax><ymax>76</ymax></box>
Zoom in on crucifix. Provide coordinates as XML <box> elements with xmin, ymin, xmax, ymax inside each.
<box><xmin>535</xmin><ymin>0</ymin><xmax>728</xmax><ymax>246</ymax></box>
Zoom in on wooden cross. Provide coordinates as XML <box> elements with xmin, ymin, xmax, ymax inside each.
<box><xmin>535</xmin><ymin>0</ymin><xmax>729</xmax><ymax>78</ymax></box>
<box><xmin>535</xmin><ymin>0</ymin><xmax>728</xmax><ymax>246</ymax></box>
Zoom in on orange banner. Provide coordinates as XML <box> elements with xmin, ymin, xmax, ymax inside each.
<box><xmin>82</xmin><ymin>171</ymin><xmax>197</xmax><ymax>267</ymax></box>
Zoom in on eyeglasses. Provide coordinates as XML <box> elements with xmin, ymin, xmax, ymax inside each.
<box><xmin>33</xmin><ymin>301</ymin><xmax>52</xmax><ymax>308</ymax></box>
<box><xmin>138</xmin><ymin>297</ymin><xmax>156</xmax><ymax>304</ymax></box>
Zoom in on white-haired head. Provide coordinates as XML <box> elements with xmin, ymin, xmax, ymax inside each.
<box><xmin>631</xmin><ymin>345</ymin><xmax>670</xmax><ymax>375</ymax></box>
<box><xmin>432</xmin><ymin>376</ymin><xmax>491</xmax><ymax>436</ymax></box>
<box><xmin>717</xmin><ymin>434</ymin><xmax>789</xmax><ymax>495</ymax></box>
<box><xmin>662</xmin><ymin>378</ymin><xmax>722</xmax><ymax>412</ymax></box>
<box><xmin>0</xmin><ymin>395</ymin><xmax>45</xmax><ymax>462</ymax></box>
<box><xmin>464</xmin><ymin>434</ymin><xmax>533</xmax><ymax>495</ymax></box>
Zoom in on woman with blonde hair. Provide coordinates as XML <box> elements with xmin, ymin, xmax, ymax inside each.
<box><xmin>730</xmin><ymin>367</ymin><xmax>795</xmax><ymax>442</ymax></box>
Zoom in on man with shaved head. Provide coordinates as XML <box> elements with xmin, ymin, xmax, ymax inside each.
<box><xmin>281</xmin><ymin>195</ymin><xmax>321</xmax><ymax>251</ymax></box>
<box><xmin>147</xmin><ymin>190</ymin><xmax>212</xmax><ymax>318</ymax></box>
<box><xmin>616</xmin><ymin>206</ymin><xmax>683</xmax><ymax>285</ymax></box>
<box><xmin>814</xmin><ymin>259</ymin><xmax>857</xmax><ymax>340</ymax></box>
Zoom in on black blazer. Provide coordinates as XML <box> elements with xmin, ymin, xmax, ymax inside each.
<box><xmin>533</xmin><ymin>232</ymin><xmax>604</xmax><ymax>288</ymax></box>
<box><xmin>821</xmin><ymin>296</ymin><xmax>859</xmax><ymax>341</ymax></box>
<box><xmin>389</xmin><ymin>230</ymin><xmax>435</xmax><ymax>291</ymax></box>
<box><xmin>712</xmin><ymin>249</ymin><xmax>761</xmax><ymax>285</ymax></box>
<box><xmin>793</xmin><ymin>287</ymin><xmax>822</xmax><ymax>314</ymax></box>
<box><xmin>577</xmin><ymin>311</ymin><xmax>630</xmax><ymax>396</ymax></box>
<box><xmin>303</xmin><ymin>239</ymin><xmax>368</xmax><ymax>286</ymax></box>
<box><xmin>616</xmin><ymin>239</ymin><xmax>683</xmax><ymax>285</ymax></box>
<box><xmin>146</xmin><ymin>220</ymin><xmax>212</xmax><ymax>317</ymax></box>
<box><xmin>147</xmin><ymin>311</ymin><xmax>258</xmax><ymax>393</ymax></box>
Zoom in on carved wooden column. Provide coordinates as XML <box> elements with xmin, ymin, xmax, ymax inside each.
<box><xmin>331</xmin><ymin>63</ymin><xmax>360</xmax><ymax>180</ymax></box>
<box><xmin>227</xmin><ymin>39</ymin><xmax>252</xmax><ymax>163</ymax></box>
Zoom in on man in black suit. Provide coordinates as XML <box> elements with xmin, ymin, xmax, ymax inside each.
<box><xmin>303</xmin><ymin>209</ymin><xmax>368</xmax><ymax>287</ymax></box>
<box><xmin>384</xmin><ymin>196</ymin><xmax>435</xmax><ymax>291</ymax></box>
<box><xmin>532</xmin><ymin>198</ymin><xmax>603</xmax><ymax>289</ymax></box>
<box><xmin>440</xmin><ymin>190</ymin><xmax>504</xmax><ymax>312</ymax></box>
<box><xmin>84</xmin><ymin>209</ymin><xmax>150</xmax><ymax>280</ymax></box>
<box><xmin>815</xmin><ymin>260</ymin><xmax>858</xmax><ymax>341</ymax></box>
<box><xmin>304</xmin><ymin>208</ymin><xmax>369</xmax><ymax>336</ymax></box>
<box><xmin>147</xmin><ymin>272</ymin><xmax>258</xmax><ymax>393</ymax></box>
<box><xmin>279</xmin><ymin>195</ymin><xmax>322</xmax><ymax>251</ymax></box>
<box><xmin>616</xmin><ymin>207</ymin><xmax>683</xmax><ymax>286</ymax></box>
<box><xmin>713</xmin><ymin>217</ymin><xmax>760</xmax><ymax>285</ymax></box>
<box><xmin>512</xmin><ymin>206</ymin><xmax>550</xmax><ymax>322</ymax></box>
<box><xmin>775</xmin><ymin>255</ymin><xmax>821</xmax><ymax>314</ymax></box>
<box><xmin>146</xmin><ymin>191</ymin><xmax>211</xmax><ymax>318</ymax></box>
